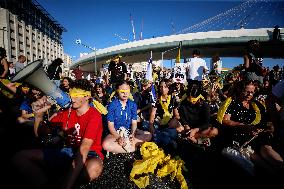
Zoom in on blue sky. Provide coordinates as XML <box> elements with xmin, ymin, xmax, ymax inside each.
<box><xmin>36</xmin><ymin>0</ymin><xmax>283</xmax><ymax>69</ymax></box>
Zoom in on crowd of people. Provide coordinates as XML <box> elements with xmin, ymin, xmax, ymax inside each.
<box><xmin>0</xmin><ymin>40</ymin><xmax>284</xmax><ymax>189</ymax></box>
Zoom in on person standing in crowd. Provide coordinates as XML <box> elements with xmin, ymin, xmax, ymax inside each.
<box><xmin>102</xmin><ymin>81</ymin><xmax>151</xmax><ymax>154</ymax></box>
<box><xmin>108</xmin><ymin>55</ymin><xmax>127</xmax><ymax>89</ymax></box>
<box><xmin>8</xmin><ymin>62</ymin><xmax>16</xmax><ymax>79</ymax></box>
<box><xmin>186</xmin><ymin>49</ymin><xmax>208</xmax><ymax>86</ymax></box>
<box><xmin>46</xmin><ymin>58</ymin><xmax>63</xmax><ymax>87</ymax></box>
<box><xmin>243</xmin><ymin>40</ymin><xmax>265</xmax><ymax>84</ymax></box>
<box><xmin>0</xmin><ymin>47</ymin><xmax>8</xmax><ymax>79</ymax></box>
<box><xmin>12</xmin><ymin>79</ymin><xmax>104</xmax><ymax>189</ymax></box>
<box><xmin>72</xmin><ymin>66</ymin><xmax>83</xmax><ymax>80</ymax></box>
<box><xmin>14</xmin><ymin>55</ymin><xmax>26</xmax><ymax>73</ymax></box>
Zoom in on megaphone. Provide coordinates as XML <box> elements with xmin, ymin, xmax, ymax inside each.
<box><xmin>11</xmin><ymin>59</ymin><xmax>71</xmax><ymax>108</ymax></box>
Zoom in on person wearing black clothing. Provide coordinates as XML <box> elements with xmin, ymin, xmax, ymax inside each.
<box><xmin>178</xmin><ymin>83</ymin><xmax>218</xmax><ymax>143</ymax></box>
<box><xmin>46</xmin><ymin>58</ymin><xmax>63</xmax><ymax>87</ymax></box>
<box><xmin>243</xmin><ymin>40</ymin><xmax>265</xmax><ymax>84</ymax></box>
<box><xmin>108</xmin><ymin>55</ymin><xmax>127</xmax><ymax>87</ymax></box>
<box><xmin>0</xmin><ymin>47</ymin><xmax>8</xmax><ymax>79</ymax></box>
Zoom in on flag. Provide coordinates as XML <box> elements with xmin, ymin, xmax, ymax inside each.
<box><xmin>150</xmin><ymin>83</ymin><xmax>157</xmax><ymax>105</ymax></box>
<box><xmin>145</xmin><ymin>54</ymin><xmax>156</xmax><ymax>104</ymax></box>
<box><xmin>145</xmin><ymin>56</ymin><xmax>153</xmax><ymax>81</ymax></box>
<box><xmin>175</xmin><ymin>42</ymin><xmax>182</xmax><ymax>64</ymax></box>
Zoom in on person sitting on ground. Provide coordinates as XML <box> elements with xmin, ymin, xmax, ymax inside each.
<box><xmin>92</xmin><ymin>83</ymin><xmax>109</xmax><ymax>106</ymax></box>
<box><xmin>17</xmin><ymin>87</ymin><xmax>44</xmax><ymax>125</ymax></box>
<box><xmin>149</xmin><ymin>79</ymin><xmax>180</xmax><ymax>150</ymax></box>
<box><xmin>102</xmin><ymin>80</ymin><xmax>152</xmax><ymax>154</ymax></box>
<box><xmin>218</xmin><ymin>80</ymin><xmax>283</xmax><ymax>175</ymax></box>
<box><xmin>12</xmin><ymin>79</ymin><xmax>104</xmax><ymax>189</ymax></box>
<box><xmin>177</xmin><ymin>83</ymin><xmax>218</xmax><ymax>145</ymax></box>
<box><xmin>59</xmin><ymin>76</ymin><xmax>72</xmax><ymax>93</ymax></box>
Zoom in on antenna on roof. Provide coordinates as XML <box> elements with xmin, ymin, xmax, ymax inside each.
<box><xmin>130</xmin><ymin>13</ymin><xmax>136</xmax><ymax>41</ymax></box>
<box><xmin>171</xmin><ymin>19</ymin><xmax>176</xmax><ymax>34</ymax></box>
<box><xmin>140</xmin><ymin>17</ymin><xmax>144</xmax><ymax>40</ymax></box>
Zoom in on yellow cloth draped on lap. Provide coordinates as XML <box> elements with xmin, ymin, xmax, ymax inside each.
<box><xmin>130</xmin><ymin>142</ymin><xmax>188</xmax><ymax>189</ymax></box>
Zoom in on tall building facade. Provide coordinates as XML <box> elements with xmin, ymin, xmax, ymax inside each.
<box><xmin>0</xmin><ymin>0</ymin><xmax>66</xmax><ymax>66</ymax></box>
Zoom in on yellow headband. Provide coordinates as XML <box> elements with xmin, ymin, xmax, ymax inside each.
<box><xmin>69</xmin><ymin>88</ymin><xmax>91</xmax><ymax>97</ymax></box>
<box><xmin>189</xmin><ymin>94</ymin><xmax>205</xmax><ymax>103</ymax></box>
<box><xmin>117</xmin><ymin>89</ymin><xmax>130</xmax><ymax>93</ymax></box>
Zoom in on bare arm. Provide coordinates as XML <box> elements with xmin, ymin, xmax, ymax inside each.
<box><xmin>131</xmin><ymin>119</ymin><xmax>137</xmax><ymax>135</ymax></box>
<box><xmin>108</xmin><ymin>121</ymin><xmax>120</xmax><ymax>139</ymax></box>
<box><xmin>21</xmin><ymin>110</ymin><xmax>34</xmax><ymax>120</ymax></box>
<box><xmin>173</xmin><ymin>108</ymin><xmax>180</xmax><ymax>120</ymax></box>
<box><xmin>243</xmin><ymin>54</ymin><xmax>250</xmax><ymax>69</ymax></box>
<box><xmin>61</xmin><ymin>138</ymin><xmax>93</xmax><ymax>189</ymax></box>
<box><xmin>222</xmin><ymin>114</ymin><xmax>244</xmax><ymax>127</ymax></box>
<box><xmin>149</xmin><ymin>106</ymin><xmax>157</xmax><ymax>134</ymax></box>
<box><xmin>1</xmin><ymin>58</ymin><xmax>8</xmax><ymax>78</ymax></box>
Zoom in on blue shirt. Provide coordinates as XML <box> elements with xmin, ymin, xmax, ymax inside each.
<box><xmin>107</xmin><ymin>98</ymin><xmax>137</xmax><ymax>130</ymax></box>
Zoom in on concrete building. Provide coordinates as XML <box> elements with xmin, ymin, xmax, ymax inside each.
<box><xmin>0</xmin><ymin>0</ymin><xmax>66</xmax><ymax>66</ymax></box>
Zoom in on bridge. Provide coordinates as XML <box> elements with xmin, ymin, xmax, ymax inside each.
<box><xmin>70</xmin><ymin>0</ymin><xmax>284</xmax><ymax>72</ymax></box>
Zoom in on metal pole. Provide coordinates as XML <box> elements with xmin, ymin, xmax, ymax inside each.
<box><xmin>161</xmin><ymin>52</ymin><xmax>164</xmax><ymax>78</ymax></box>
<box><xmin>94</xmin><ymin>48</ymin><xmax>97</xmax><ymax>75</ymax></box>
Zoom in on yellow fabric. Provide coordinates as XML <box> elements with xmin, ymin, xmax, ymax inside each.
<box><xmin>217</xmin><ymin>97</ymin><xmax>232</xmax><ymax>124</ymax></box>
<box><xmin>117</xmin><ymin>89</ymin><xmax>130</xmax><ymax>93</ymax></box>
<box><xmin>92</xmin><ymin>100</ymin><xmax>108</xmax><ymax>115</ymax></box>
<box><xmin>157</xmin><ymin>159</ymin><xmax>188</xmax><ymax>189</ymax></box>
<box><xmin>189</xmin><ymin>94</ymin><xmax>205</xmax><ymax>103</ymax></box>
<box><xmin>153</xmin><ymin>72</ymin><xmax>158</xmax><ymax>82</ymax></box>
<box><xmin>251</xmin><ymin>102</ymin><xmax>261</xmax><ymax>125</ymax></box>
<box><xmin>132</xmin><ymin>84</ymin><xmax>139</xmax><ymax>94</ymax></box>
<box><xmin>69</xmin><ymin>88</ymin><xmax>91</xmax><ymax>97</ymax></box>
<box><xmin>130</xmin><ymin>142</ymin><xmax>188</xmax><ymax>189</ymax></box>
<box><xmin>180</xmin><ymin>93</ymin><xmax>187</xmax><ymax>102</ymax></box>
<box><xmin>159</xmin><ymin>95</ymin><xmax>172</xmax><ymax>125</ymax></box>
<box><xmin>176</xmin><ymin>47</ymin><xmax>180</xmax><ymax>64</ymax></box>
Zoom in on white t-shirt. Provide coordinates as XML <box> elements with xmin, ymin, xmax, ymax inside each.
<box><xmin>186</xmin><ymin>57</ymin><xmax>208</xmax><ymax>81</ymax></box>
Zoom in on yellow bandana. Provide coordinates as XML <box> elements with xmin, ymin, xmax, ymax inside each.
<box><xmin>159</xmin><ymin>95</ymin><xmax>172</xmax><ymax>125</ymax></box>
<box><xmin>69</xmin><ymin>88</ymin><xmax>91</xmax><ymax>97</ymax></box>
<box><xmin>189</xmin><ymin>94</ymin><xmax>205</xmax><ymax>103</ymax></box>
<box><xmin>117</xmin><ymin>89</ymin><xmax>130</xmax><ymax>93</ymax></box>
